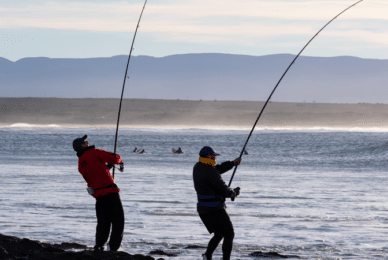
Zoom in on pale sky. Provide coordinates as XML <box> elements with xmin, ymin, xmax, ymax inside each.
<box><xmin>1</xmin><ymin>0</ymin><xmax>387</xmax><ymax>61</ymax></box>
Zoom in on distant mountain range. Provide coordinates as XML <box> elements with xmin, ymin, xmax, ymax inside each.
<box><xmin>1</xmin><ymin>53</ymin><xmax>387</xmax><ymax>103</ymax></box>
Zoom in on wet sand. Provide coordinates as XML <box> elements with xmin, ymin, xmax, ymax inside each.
<box><xmin>1</xmin><ymin>98</ymin><xmax>388</xmax><ymax>129</ymax></box>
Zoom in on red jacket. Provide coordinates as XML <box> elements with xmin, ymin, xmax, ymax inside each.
<box><xmin>78</xmin><ymin>147</ymin><xmax>122</xmax><ymax>198</ymax></box>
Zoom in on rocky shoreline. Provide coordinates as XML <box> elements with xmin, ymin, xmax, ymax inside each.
<box><xmin>0</xmin><ymin>233</ymin><xmax>301</xmax><ymax>259</ymax></box>
<box><xmin>0</xmin><ymin>233</ymin><xmax>155</xmax><ymax>260</ymax></box>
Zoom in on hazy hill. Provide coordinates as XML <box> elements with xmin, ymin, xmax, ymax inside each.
<box><xmin>1</xmin><ymin>54</ymin><xmax>387</xmax><ymax>103</ymax></box>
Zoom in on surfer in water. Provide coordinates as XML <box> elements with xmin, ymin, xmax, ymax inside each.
<box><xmin>133</xmin><ymin>147</ymin><xmax>138</xmax><ymax>153</ymax></box>
<box><xmin>173</xmin><ymin>147</ymin><xmax>183</xmax><ymax>154</ymax></box>
<box><xmin>193</xmin><ymin>146</ymin><xmax>241</xmax><ymax>260</ymax></box>
<box><xmin>73</xmin><ymin>135</ymin><xmax>125</xmax><ymax>252</ymax></box>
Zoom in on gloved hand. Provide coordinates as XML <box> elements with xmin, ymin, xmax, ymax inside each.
<box><xmin>231</xmin><ymin>187</ymin><xmax>241</xmax><ymax>201</ymax></box>
<box><xmin>119</xmin><ymin>162</ymin><xmax>124</xmax><ymax>172</ymax></box>
<box><xmin>107</xmin><ymin>163</ymin><xmax>114</xmax><ymax>169</ymax></box>
<box><xmin>233</xmin><ymin>158</ymin><xmax>242</xmax><ymax>166</ymax></box>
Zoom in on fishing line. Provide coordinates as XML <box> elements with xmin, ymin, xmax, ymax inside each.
<box><xmin>113</xmin><ymin>0</ymin><xmax>148</xmax><ymax>179</ymax></box>
<box><xmin>228</xmin><ymin>0</ymin><xmax>364</xmax><ymax>187</ymax></box>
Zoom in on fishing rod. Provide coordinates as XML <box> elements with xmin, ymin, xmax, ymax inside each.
<box><xmin>113</xmin><ymin>0</ymin><xmax>148</xmax><ymax>179</ymax></box>
<box><xmin>228</xmin><ymin>0</ymin><xmax>364</xmax><ymax>187</ymax></box>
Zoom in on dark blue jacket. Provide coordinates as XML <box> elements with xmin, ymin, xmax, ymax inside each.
<box><xmin>193</xmin><ymin>161</ymin><xmax>236</xmax><ymax>213</ymax></box>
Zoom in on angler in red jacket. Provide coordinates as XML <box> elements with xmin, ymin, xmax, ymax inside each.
<box><xmin>73</xmin><ymin>135</ymin><xmax>124</xmax><ymax>252</ymax></box>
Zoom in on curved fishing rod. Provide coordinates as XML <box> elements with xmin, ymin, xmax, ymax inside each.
<box><xmin>228</xmin><ymin>0</ymin><xmax>363</xmax><ymax>187</ymax></box>
<box><xmin>113</xmin><ymin>0</ymin><xmax>148</xmax><ymax>179</ymax></box>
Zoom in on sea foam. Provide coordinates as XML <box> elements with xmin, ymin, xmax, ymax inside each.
<box><xmin>9</xmin><ymin>123</ymin><xmax>60</xmax><ymax>128</ymax></box>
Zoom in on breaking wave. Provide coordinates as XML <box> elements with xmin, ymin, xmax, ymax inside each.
<box><xmin>9</xmin><ymin>123</ymin><xmax>60</xmax><ymax>128</ymax></box>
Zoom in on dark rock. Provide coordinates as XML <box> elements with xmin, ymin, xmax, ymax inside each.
<box><xmin>0</xmin><ymin>246</ymin><xmax>9</xmax><ymax>258</ymax></box>
<box><xmin>0</xmin><ymin>233</ymin><xmax>155</xmax><ymax>260</ymax></box>
<box><xmin>26</xmin><ymin>250</ymin><xmax>156</xmax><ymax>260</ymax></box>
<box><xmin>56</xmin><ymin>242</ymin><xmax>88</xmax><ymax>250</ymax></box>
<box><xmin>149</xmin><ymin>250</ymin><xmax>178</xmax><ymax>257</ymax></box>
<box><xmin>184</xmin><ymin>245</ymin><xmax>206</xmax><ymax>249</ymax></box>
<box><xmin>132</xmin><ymin>254</ymin><xmax>155</xmax><ymax>260</ymax></box>
<box><xmin>249</xmin><ymin>251</ymin><xmax>301</xmax><ymax>259</ymax></box>
<box><xmin>19</xmin><ymin>238</ymin><xmax>44</xmax><ymax>255</ymax></box>
<box><xmin>39</xmin><ymin>244</ymin><xmax>65</xmax><ymax>253</ymax></box>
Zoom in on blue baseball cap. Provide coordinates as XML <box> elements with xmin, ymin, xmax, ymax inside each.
<box><xmin>199</xmin><ymin>146</ymin><xmax>220</xmax><ymax>157</ymax></box>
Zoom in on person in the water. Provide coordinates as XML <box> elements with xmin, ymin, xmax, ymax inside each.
<box><xmin>174</xmin><ymin>147</ymin><xmax>183</xmax><ymax>154</ymax></box>
<box><xmin>73</xmin><ymin>135</ymin><xmax>125</xmax><ymax>252</ymax></box>
<box><xmin>193</xmin><ymin>146</ymin><xmax>241</xmax><ymax>260</ymax></box>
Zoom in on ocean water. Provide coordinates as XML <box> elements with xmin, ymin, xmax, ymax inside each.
<box><xmin>1</xmin><ymin>125</ymin><xmax>388</xmax><ymax>259</ymax></box>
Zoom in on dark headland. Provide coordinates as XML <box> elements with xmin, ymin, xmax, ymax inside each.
<box><xmin>1</xmin><ymin>97</ymin><xmax>388</xmax><ymax>129</ymax></box>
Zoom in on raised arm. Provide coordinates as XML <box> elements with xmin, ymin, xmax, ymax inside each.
<box><xmin>97</xmin><ymin>149</ymin><xmax>122</xmax><ymax>165</ymax></box>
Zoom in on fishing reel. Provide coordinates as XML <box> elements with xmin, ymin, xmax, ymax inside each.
<box><xmin>107</xmin><ymin>162</ymin><xmax>124</xmax><ymax>172</ymax></box>
<box><xmin>119</xmin><ymin>162</ymin><xmax>124</xmax><ymax>172</ymax></box>
<box><xmin>231</xmin><ymin>187</ymin><xmax>241</xmax><ymax>201</ymax></box>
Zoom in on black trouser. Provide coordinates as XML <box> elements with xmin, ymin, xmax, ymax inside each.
<box><xmin>95</xmin><ymin>192</ymin><xmax>125</xmax><ymax>251</ymax></box>
<box><xmin>199</xmin><ymin>208</ymin><xmax>235</xmax><ymax>260</ymax></box>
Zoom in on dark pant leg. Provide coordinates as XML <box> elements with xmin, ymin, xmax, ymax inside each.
<box><xmin>95</xmin><ymin>195</ymin><xmax>112</xmax><ymax>248</ymax></box>
<box><xmin>204</xmin><ymin>233</ymin><xmax>223</xmax><ymax>259</ymax></box>
<box><xmin>214</xmin><ymin>209</ymin><xmax>234</xmax><ymax>260</ymax></box>
<box><xmin>220</xmin><ymin>213</ymin><xmax>234</xmax><ymax>260</ymax></box>
<box><xmin>199</xmin><ymin>209</ymin><xmax>234</xmax><ymax>260</ymax></box>
<box><xmin>108</xmin><ymin>193</ymin><xmax>125</xmax><ymax>251</ymax></box>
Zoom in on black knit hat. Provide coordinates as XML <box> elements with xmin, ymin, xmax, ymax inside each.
<box><xmin>72</xmin><ymin>135</ymin><xmax>87</xmax><ymax>151</ymax></box>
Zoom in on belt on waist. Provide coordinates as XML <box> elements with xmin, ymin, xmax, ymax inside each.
<box><xmin>95</xmin><ymin>183</ymin><xmax>118</xmax><ymax>191</ymax></box>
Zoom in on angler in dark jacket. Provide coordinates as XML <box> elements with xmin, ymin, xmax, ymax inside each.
<box><xmin>193</xmin><ymin>146</ymin><xmax>241</xmax><ymax>260</ymax></box>
<box><xmin>73</xmin><ymin>135</ymin><xmax>124</xmax><ymax>252</ymax></box>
